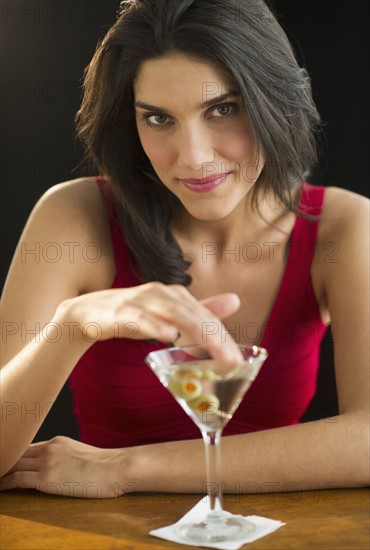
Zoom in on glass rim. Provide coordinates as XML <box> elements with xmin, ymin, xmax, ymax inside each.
<box><xmin>166</xmin><ymin>342</ymin><xmax>267</xmax><ymax>353</ymax></box>
<box><xmin>145</xmin><ymin>343</ymin><xmax>268</xmax><ymax>365</ymax></box>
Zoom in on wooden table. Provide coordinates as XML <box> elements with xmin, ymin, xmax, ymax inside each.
<box><xmin>1</xmin><ymin>488</ymin><xmax>369</xmax><ymax>549</ymax></box>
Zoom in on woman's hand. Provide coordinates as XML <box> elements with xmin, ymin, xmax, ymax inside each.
<box><xmin>58</xmin><ymin>282</ymin><xmax>242</xmax><ymax>365</ymax></box>
<box><xmin>0</xmin><ymin>436</ymin><xmax>133</xmax><ymax>498</ymax></box>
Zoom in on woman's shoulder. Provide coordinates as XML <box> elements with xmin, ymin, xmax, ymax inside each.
<box><xmin>38</xmin><ymin>176</ymin><xmax>115</xmax><ymax>291</ymax></box>
<box><xmin>314</xmin><ymin>185</ymin><xmax>369</xmax><ymax>287</ymax></box>
<box><xmin>319</xmin><ymin>186</ymin><xmax>369</xmax><ymax>240</ymax></box>
<box><xmin>42</xmin><ymin>176</ymin><xmax>103</xmax><ymax>209</ymax></box>
<box><xmin>41</xmin><ymin>175</ymin><xmax>109</xmax><ymax>228</ymax></box>
<box><xmin>322</xmin><ymin>185</ymin><xmax>369</xmax><ymax>211</ymax></box>
<box><xmin>310</xmin><ymin>186</ymin><xmax>368</xmax><ymax>322</ymax></box>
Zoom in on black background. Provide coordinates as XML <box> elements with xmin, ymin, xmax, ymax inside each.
<box><xmin>1</xmin><ymin>1</ymin><xmax>369</xmax><ymax>441</ymax></box>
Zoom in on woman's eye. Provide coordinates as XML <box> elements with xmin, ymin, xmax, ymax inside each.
<box><xmin>211</xmin><ymin>103</ymin><xmax>240</xmax><ymax>118</ymax></box>
<box><xmin>142</xmin><ymin>113</ymin><xmax>171</xmax><ymax>128</ymax></box>
<box><xmin>141</xmin><ymin>102</ymin><xmax>240</xmax><ymax>129</ymax></box>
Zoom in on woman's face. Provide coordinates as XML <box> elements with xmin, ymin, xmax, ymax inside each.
<box><xmin>134</xmin><ymin>53</ymin><xmax>264</xmax><ymax>221</ymax></box>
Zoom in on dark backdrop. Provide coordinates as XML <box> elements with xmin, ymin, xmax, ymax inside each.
<box><xmin>1</xmin><ymin>1</ymin><xmax>369</xmax><ymax>441</ymax></box>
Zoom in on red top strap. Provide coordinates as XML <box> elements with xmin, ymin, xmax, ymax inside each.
<box><xmin>96</xmin><ymin>175</ymin><xmax>140</xmax><ymax>288</ymax></box>
<box><xmin>260</xmin><ymin>182</ymin><xmax>326</xmax><ymax>350</ymax></box>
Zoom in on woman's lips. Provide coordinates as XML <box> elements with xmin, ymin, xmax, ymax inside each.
<box><xmin>179</xmin><ymin>172</ymin><xmax>232</xmax><ymax>193</ymax></box>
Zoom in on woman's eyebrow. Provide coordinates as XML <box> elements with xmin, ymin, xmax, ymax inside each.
<box><xmin>134</xmin><ymin>90</ymin><xmax>240</xmax><ymax>113</ymax></box>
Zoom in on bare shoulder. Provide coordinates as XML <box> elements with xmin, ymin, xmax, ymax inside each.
<box><xmin>311</xmin><ymin>187</ymin><xmax>368</xmax><ymax>322</ymax></box>
<box><xmin>32</xmin><ymin>176</ymin><xmax>115</xmax><ymax>292</ymax></box>
<box><xmin>1</xmin><ymin>177</ymin><xmax>115</xmax><ymax>367</ymax></box>
<box><xmin>319</xmin><ymin>186</ymin><xmax>369</xmax><ymax>240</ymax></box>
<box><xmin>318</xmin><ymin>186</ymin><xmax>369</xmax><ymax>268</ymax></box>
<box><xmin>41</xmin><ymin>176</ymin><xmax>106</xmax><ymax>223</ymax></box>
<box><xmin>316</xmin><ymin>185</ymin><xmax>369</xmax><ymax>297</ymax></box>
<box><xmin>316</xmin><ymin>187</ymin><xmax>369</xmax><ymax>416</ymax></box>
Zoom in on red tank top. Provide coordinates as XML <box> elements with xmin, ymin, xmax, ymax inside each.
<box><xmin>69</xmin><ymin>177</ymin><xmax>328</xmax><ymax>448</ymax></box>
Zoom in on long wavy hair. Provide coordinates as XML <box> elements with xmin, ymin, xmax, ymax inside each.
<box><xmin>75</xmin><ymin>0</ymin><xmax>323</xmax><ymax>285</ymax></box>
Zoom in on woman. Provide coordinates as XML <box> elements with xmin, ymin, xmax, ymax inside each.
<box><xmin>1</xmin><ymin>0</ymin><xmax>368</xmax><ymax>497</ymax></box>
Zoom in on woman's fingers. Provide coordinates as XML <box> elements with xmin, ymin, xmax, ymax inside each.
<box><xmin>199</xmin><ymin>293</ymin><xmax>243</xmax><ymax>361</ymax></box>
<box><xmin>1</xmin><ymin>437</ymin><xmax>132</xmax><ymax>498</ymax></box>
<box><xmin>64</xmin><ymin>282</ymin><xmax>243</xmax><ymax>363</ymax></box>
<box><xmin>23</xmin><ymin>440</ymin><xmax>48</xmax><ymax>451</ymax></box>
<box><xmin>116</xmin><ymin>305</ymin><xmax>179</xmax><ymax>343</ymax></box>
<box><xmin>201</xmin><ymin>293</ymin><xmax>241</xmax><ymax>319</ymax></box>
<box><xmin>0</xmin><ymin>471</ymin><xmax>39</xmax><ymax>491</ymax></box>
<box><xmin>0</xmin><ymin>444</ymin><xmax>42</xmax><ymax>476</ymax></box>
<box><xmin>142</xmin><ymin>286</ymin><xmax>243</xmax><ymax>363</ymax></box>
<box><xmin>5</xmin><ymin>458</ymin><xmax>40</xmax><ymax>473</ymax></box>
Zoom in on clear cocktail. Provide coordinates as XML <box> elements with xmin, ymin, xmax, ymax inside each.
<box><xmin>145</xmin><ymin>344</ymin><xmax>268</xmax><ymax>543</ymax></box>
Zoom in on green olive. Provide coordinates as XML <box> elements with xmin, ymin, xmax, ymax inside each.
<box><xmin>168</xmin><ymin>376</ymin><xmax>203</xmax><ymax>400</ymax></box>
<box><xmin>187</xmin><ymin>393</ymin><xmax>220</xmax><ymax>415</ymax></box>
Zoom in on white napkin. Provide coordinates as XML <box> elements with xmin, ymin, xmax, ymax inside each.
<box><xmin>149</xmin><ymin>496</ymin><xmax>285</xmax><ymax>549</ymax></box>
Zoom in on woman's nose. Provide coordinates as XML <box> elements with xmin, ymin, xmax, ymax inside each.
<box><xmin>176</xmin><ymin>125</ymin><xmax>215</xmax><ymax>171</ymax></box>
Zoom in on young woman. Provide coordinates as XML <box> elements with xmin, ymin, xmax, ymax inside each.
<box><xmin>1</xmin><ymin>0</ymin><xmax>368</xmax><ymax>497</ymax></box>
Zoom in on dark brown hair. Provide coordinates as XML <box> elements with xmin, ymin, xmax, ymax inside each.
<box><xmin>75</xmin><ymin>0</ymin><xmax>324</xmax><ymax>285</ymax></box>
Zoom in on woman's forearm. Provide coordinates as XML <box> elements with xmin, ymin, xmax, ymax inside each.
<box><xmin>125</xmin><ymin>411</ymin><xmax>369</xmax><ymax>493</ymax></box>
<box><xmin>0</xmin><ymin>302</ymin><xmax>92</xmax><ymax>476</ymax></box>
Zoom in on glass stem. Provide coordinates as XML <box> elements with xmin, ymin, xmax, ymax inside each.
<box><xmin>201</xmin><ymin>429</ymin><xmax>223</xmax><ymax>516</ymax></box>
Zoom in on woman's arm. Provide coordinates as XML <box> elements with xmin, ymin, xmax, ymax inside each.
<box><xmin>2</xmin><ymin>400</ymin><xmax>366</xmax><ymax>497</ymax></box>
<box><xmin>131</xmin><ymin>412</ymin><xmax>368</xmax><ymax>494</ymax></box>
<box><xmin>1</xmin><ymin>180</ymin><xmax>242</xmax><ymax>477</ymax></box>
<box><xmin>133</xmin><ymin>187</ymin><xmax>370</xmax><ymax>493</ymax></box>
<box><xmin>1</xmin><ymin>182</ymin><xmax>96</xmax><ymax>475</ymax></box>
<box><xmin>132</xmin><ymin>187</ymin><xmax>370</xmax><ymax>492</ymax></box>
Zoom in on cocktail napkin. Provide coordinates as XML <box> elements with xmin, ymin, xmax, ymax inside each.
<box><xmin>149</xmin><ymin>496</ymin><xmax>285</xmax><ymax>549</ymax></box>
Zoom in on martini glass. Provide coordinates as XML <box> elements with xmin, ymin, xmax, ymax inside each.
<box><xmin>145</xmin><ymin>343</ymin><xmax>268</xmax><ymax>543</ymax></box>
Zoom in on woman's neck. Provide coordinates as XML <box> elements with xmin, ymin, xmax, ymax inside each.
<box><xmin>170</xmin><ymin>189</ymin><xmax>294</xmax><ymax>249</ymax></box>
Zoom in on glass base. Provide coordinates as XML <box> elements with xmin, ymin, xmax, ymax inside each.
<box><xmin>176</xmin><ymin>511</ymin><xmax>255</xmax><ymax>543</ymax></box>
